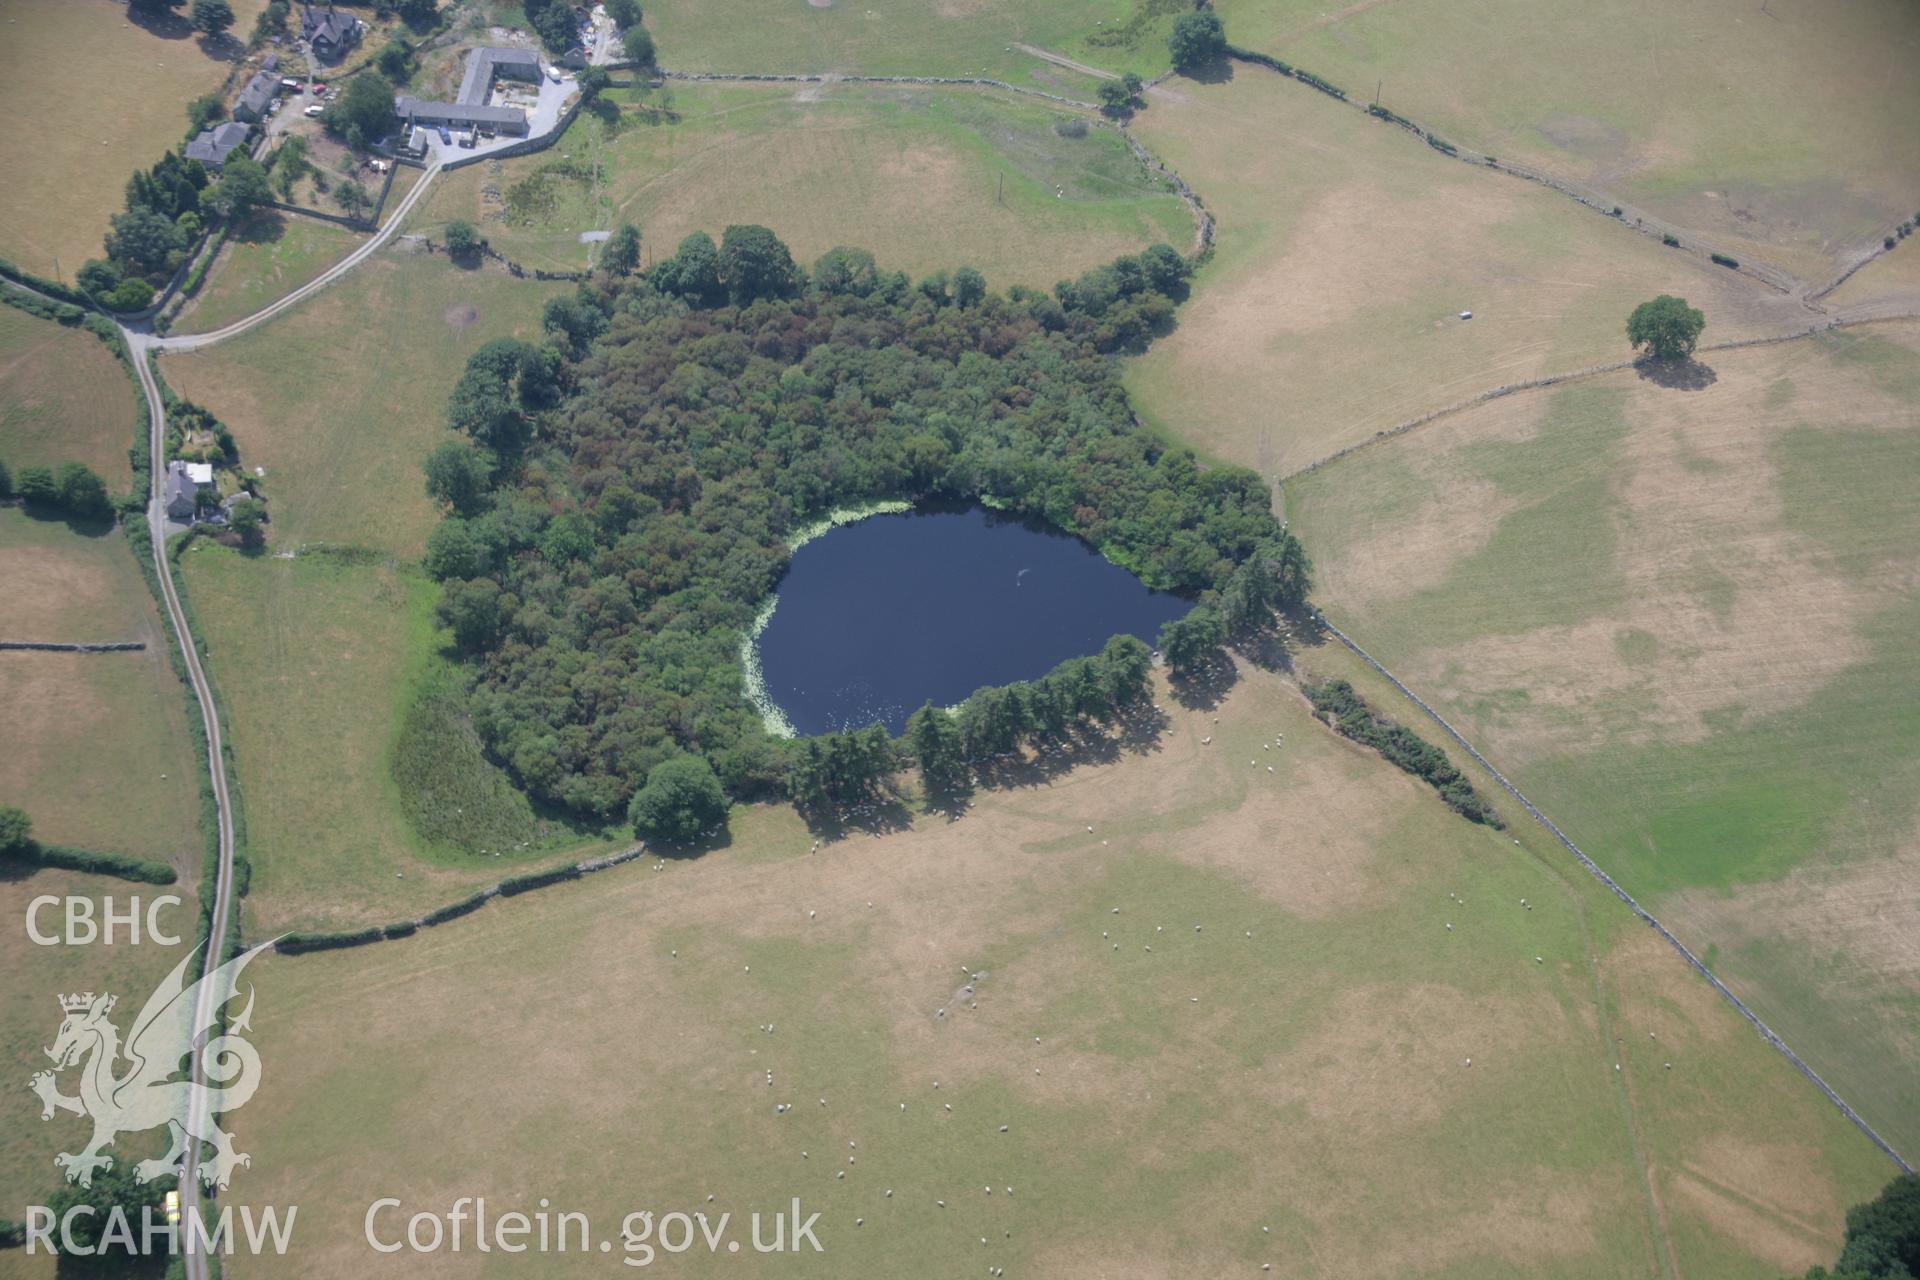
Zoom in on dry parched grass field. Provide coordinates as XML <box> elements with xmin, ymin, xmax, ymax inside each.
<box><xmin>0</xmin><ymin>304</ymin><xmax>139</xmax><ymax>488</ymax></box>
<box><xmin>1211</xmin><ymin>0</ymin><xmax>1920</xmax><ymax>282</ymax></box>
<box><xmin>1286</xmin><ymin>322</ymin><xmax>1920</xmax><ymax>1158</ymax></box>
<box><xmin>219</xmin><ymin>664</ymin><xmax>1891</xmax><ymax>1277</ymax></box>
<box><xmin>0</xmin><ymin>509</ymin><xmax>202</xmax><ymax>865</ymax></box>
<box><xmin>1123</xmin><ymin>69</ymin><xmax>1812</xmax><ymax>484</ymax></box>
<box><xmin>420</xmin><ymin>82</ymin><xmax>1195</xmax><ymax>284</ymax></box>
<box><xmin>0</xmin><ymin>0</ymin><xmax>269</xmax><ymax>278</ymax></box>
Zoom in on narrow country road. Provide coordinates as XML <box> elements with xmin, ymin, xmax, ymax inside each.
<box><xmin>153</xmin><ymin>157</ymin><xmax>442</xmax><ymax>352</ymax></box>
<box><xmin>123</xmin><ymin>329</ymin><xmax>237</xmax><ymax>1280</ymax></box>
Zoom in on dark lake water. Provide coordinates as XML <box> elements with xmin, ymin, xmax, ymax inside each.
<box><xmin>753</xmin><ymin>505</ymin><xmax>1193</xmax><ymax>736</ymax></box>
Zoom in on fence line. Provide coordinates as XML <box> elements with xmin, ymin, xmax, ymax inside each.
<box><xmin>274</xmin><ymin>844</ymin><xmax>650</xmax><ymax>956</ymax></box>
<box><xmin>1281</xmin><ymin>313</ymin><xmax>1920</xmax><ymax>484</ymax></box>
<box><xmin>0</xmin><ymin>641</ymin><xmax>146</xmax><ymax>653</ymax></box>
<box><xmin>1310</xmin><ymin>610</ymin><xmax>1913</xmax><ymax>1174</ymax></box>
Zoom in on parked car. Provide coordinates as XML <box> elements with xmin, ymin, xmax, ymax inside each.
<box><xmin>545</xmin><ymin>65</ymin><xmax>563</xmax><ymax>83</ymax></box>
<box><xmin>279</xmin><ymin>77</ymin><xmax>302</xmax><ymax>90</ymax></box>
<box><xmin>304</xmin><ymin>103</ymin><xmax>324</xmax><ymax>117</ymax></box>
<box><xmin>436</xmin><ymin>124</ymin><xmax>452</xmax><ymax>145</ymax></box>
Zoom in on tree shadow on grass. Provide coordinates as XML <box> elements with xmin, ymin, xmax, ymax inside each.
<box><xmin>126</xmin><ymin>6</ymin><xmax>197</xmax><ymax>42</ymax></box>
<box><xmin>649</xmin><ymin>824</ymin><xmax>735</xmax><ymax>860</ymax></box>
<box><xmin>231</xmin><ymin>211</ymin><xmax>291</xmax><ymax>247</ymax></box>
<box><xmin>969</xmin><ymin>702</ymin><xmax>1169</xmax><ymax>794</ymax></box>
<box><xmin>19</xmin><ymin>506</ymin><xmax>119</xmax><ymax>539</ymax></box>
<box><xmin>1167</xmin><ymin>652</ymin><xmax>1239</xmax><ymax>712</ymax></box>
<box><xmin>1180</xmin><ymin>58</ymin><xmax>1237</xmax><ymax>86</ymax></box>
<box><xmin>1635</xmin><ymin>356</ymin><xmax>1718</xmax><ymax>391</ymax></box>
<box><xmin>804</xmin><ymin>796</ymin><xmax>917</xmax><ymax>843</ymax></box>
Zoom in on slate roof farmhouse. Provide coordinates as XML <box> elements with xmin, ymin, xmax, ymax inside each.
<box><xmin>301</xmin><ymin>4</ymin><xmax>363</xmax><ymax>63</ymax></box>
<box><xmin>233</xmin><ymin>70</ymin><xmax>278</xmax><ymax>123</ymax></box>
<box><xmin>394</xmin><ymin>46</ymin><xmax>541</xmax><ymax>139</ymax></box>
<box><xmin>184</xmin><ymin>121</ymin><xmax>253</xmax><ymax>170</ymax></box>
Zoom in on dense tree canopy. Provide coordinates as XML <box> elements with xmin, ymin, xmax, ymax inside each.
<box><xmin>325</xmin><ymin>73</ymin><xmax>398</xmax><ymax>150</ymax></box>
<box><xmin>425</xmin><ymin>230</ymin><xmax>1304</xmax><ymax>824</ymax></box>
<box><xmin>190</xmin><ymin>0</ymin><xmax>235</xmax><ymax>36</ymax></box>
<box><xmin>1626</xmin><ymin>294</ymin><xmax>1706</xmax><ymax>361</ymax></box>
<box><xmin>1803</xmin><ymin>1175</ymin><xmax>1920</xmax><ymax>1280</ymax></box>
<box><xmin>1169</xmin><ymin>11</ymin><xmax>1227</xmax><ymax>73</ymax></box>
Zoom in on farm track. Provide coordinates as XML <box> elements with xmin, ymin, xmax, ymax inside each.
<box><xmin>1280</xmin><ymin>309</ymin><xmax>1920</xmax><ymax>483</ymax></box>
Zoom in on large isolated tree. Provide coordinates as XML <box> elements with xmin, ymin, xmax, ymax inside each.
<box><xmin>629</xmin><ymin>755</ymin><xmax>730</xmax><ymax>844</ymax></box>
<box><xmin>1626</xmin><ymin>294</ymin><xmax>1706</xmax><ymax>361</ymax></box>
<box><xmin>443</xmin><ymin>218</ymin><xmax>482</xmax><ymax>260</ymax></box>
<box><xmin>1168</xmin><ymin>10</ymin><xmax>1226</xmax><ymax>73</ymax></box>
<box><xmin>190</xmin><ymin>0</ymin><xmax>235</xmax><ymax>36</ymax></box>
<box><xmin>622</xmin><ymin>25</ymin><xmax>656</xmax><ymax>65</ymax></box>
<box><xmin>601</xmin><ymin>222</ymin><xmax>642</xmax><ymax>276</ymax></box>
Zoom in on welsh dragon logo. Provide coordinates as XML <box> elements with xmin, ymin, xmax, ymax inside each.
<box><xmin>28</xmin><ymin>941</ymin><xmax>273</xmax><ymax>1190</ymax></box>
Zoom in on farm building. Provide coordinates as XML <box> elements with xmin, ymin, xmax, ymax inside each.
<box><xmin>233</xmin><ymin>70</ymin><xmax>277</xmax><ymax>123</ymax></box>
<box><xmin>393</xmin><ymin>46</ymin><xmax>543</xmax><ymax>141</ymax></box>
<box><xmin>458</xmin><ymin>47</ymin><xmax>542</xmax><ymax>104</ymax></box>
<box><xmin>184</xmin><ymin>122</ymin><xmax>252</xmax><ymax>170</ymax></box>
<box><xmin>393</xmin><ymin>96</ymin><xmax>530</xmax><ymax>138</ymax></box>
<box><xmin>301</xmin><ymin>4</ymin><xmax>363</xmax><ymax>63</ymax></box>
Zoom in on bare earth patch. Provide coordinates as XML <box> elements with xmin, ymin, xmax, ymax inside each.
<box><xmin>443</xmin><ymin>302</ymin><xmax>478</xmax><ymax>329</ymax></box>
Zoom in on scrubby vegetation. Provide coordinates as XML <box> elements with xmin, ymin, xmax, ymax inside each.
<box><xmin>423</xmin><ymin>228</ymin><xmax>1306</xmax><ymax>827</ymax></box>
<box><xmin>1301</xmin><ymin>680</ymin><xmax>1502</xmax><ymax>826</ymax></box>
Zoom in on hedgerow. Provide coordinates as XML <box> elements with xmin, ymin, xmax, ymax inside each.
<box><xmin>1302</xmin><ymin>679</ymin><xmax>1503</xmax><ymax>827</ymax></box>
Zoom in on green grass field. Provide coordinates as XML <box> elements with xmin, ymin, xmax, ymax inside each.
<box><xmin>0</xmin><ymin>0</ymin><xmax>270</xmax><ymax>278</ymax></box>
<box><xmin>641</xmin><ymin>0</ymin><xmax>1179</xmax><ymax>85</ymax></box>
<box><xmin>176</xmin><ymin>214</ymin><xmax>365</xmax><ymax>336</ymax></box>
<box><xmin>175</xmin><ymin>542</ymin><xmax>614</xmax><ymax>936</ymax></box>
<box><xmin>0</xmin><ymin>303</ymin><xmax>139</xmax><ymax>489</ymax></box>
<box><xmin>1285</xmin><ymin>322</ymin><xmax>1920</xmax><ymax>1156</ymax></box>
<box><xmin>1210</xmin><ymin>0</ymin><xmax>1920</xmax><ymax>282</ymax></box>
<box><xmin>214</xmin><ymin>663</ymin><xmax>1893</xmax><ymax>1276</ymax></box>
<box><xmin>0</xmin><ymin>509</ymin><xmax>203</xmax><ymax>865</ymax></box>
<box><xmin>418</xmin><ymin>82</ymin><xmax>1195</xmax><ymax>283</ymax></box>
<box><xmin>1122</xmin><ymin>68</ymin><xmax>1812</xmax><ymax>484</ymax></box>
<box><xmin>0</xmin><ymin>867</ymin><xmax>198</xmax><ymax>1247</ymax></box>
<box><xmin>162</xmin><ymin>248</ymin><xmax>565</xmax><ymax>558</ymax></box>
